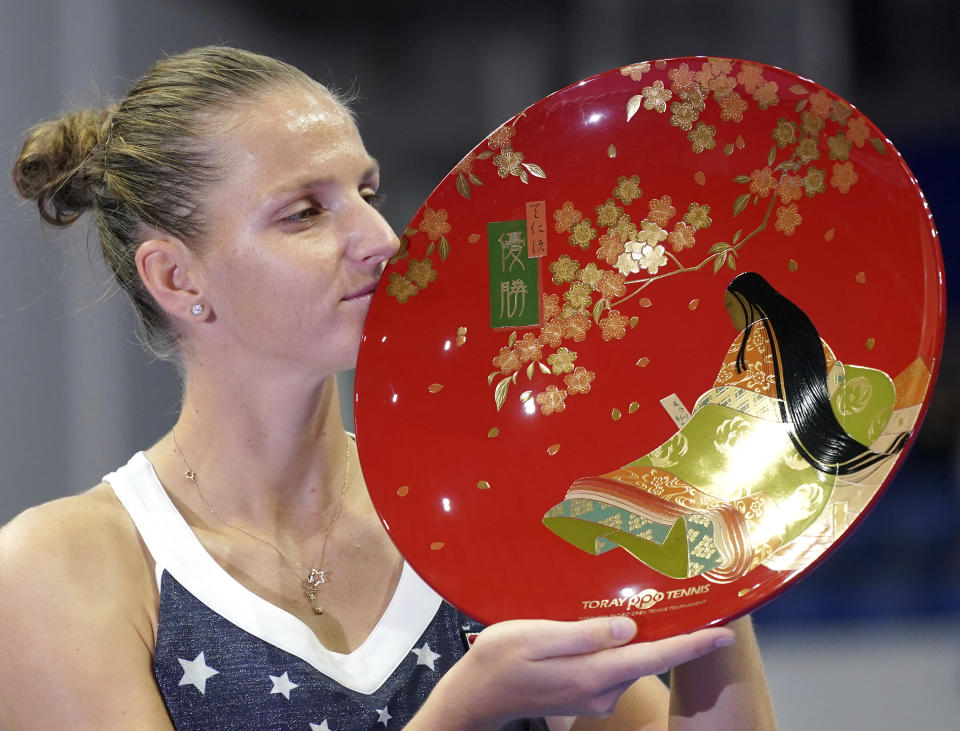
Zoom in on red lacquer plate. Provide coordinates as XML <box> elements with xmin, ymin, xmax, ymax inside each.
<box><xmin>354</xmin><ymin>58</ymin><xmax>944</xmax><ymax>640</ymax></box>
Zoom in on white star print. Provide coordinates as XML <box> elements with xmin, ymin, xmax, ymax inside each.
<box><xmin>310</xmin><ymin>721</ymin><xmax>331</xmax><ymax>731</ymax></box>
<box><xmin>410</xmin><ymin>642</ymin><xmax>442</xmax><ymax>671</ymax></box>
<box><xmin>269</xmin><ymin>671</ymin><xmax>299</xmax><ymax>699</ymax></box>
<box><xmin>376</xmin><ymin>705</ymin><xmax>393</xmax><ymax>727</ymax></box>
<box><xmin>177</xmin><ymin>652</ymin><xmax>219</xmax><ymax>695</ymax></box>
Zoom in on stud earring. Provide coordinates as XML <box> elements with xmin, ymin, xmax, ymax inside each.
<box><xmin>191</xmin><ymin>304</ymin><xmax>205</xmax><ymax>317</ymax></box>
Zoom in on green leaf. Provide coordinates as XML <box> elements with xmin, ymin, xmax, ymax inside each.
<box><xmin>404</xmin><ymin>227</ymin><xmax>419</xmax><ymax>237</ymax></box>
<box><xmin>494</xmin><ymin>377</ymin><xmax>511</xmax><ymax>411</ymax></box>
<box><xmin>469</xmin><ymin>173</ymin><xmax>483</xmax><ymax>185</ymax></box>
<box><xmin>522</xmin><ymin>162</ymin><xmax>547</xmax><ymax>178</ymax></box>
<box><xmin>438</xmin><ymin>236</ymin><xmax>450</xmax><ymax>261</ymax></box>
<box><xmin>519</xmin><ymin>169</ymin><xmax>529</xmax><ymax>184</ymax></box>
<box><xmin>767</xmin><ymin>145</ymin><xmax>776</xmax><ymax>167</ymax></box>
<box><xmin>733</xmin><ymin>193</ymin><xmax>751</xmax><ymax>217</ymax></box>
<box><xmin>626</xmin><ymin>94</ymin><xmax>643</xmax><ymax>122</ymax></box>
<box><xmin>508</xmin><ymin>331</ymin><xmax>517</xmax><ymax>347</ymax></box>
<box><xmin>456</xmin><ymin>173</ymin><xmax>471</xmax><ymax>199</ymax></box>
<box><xmin>712</xmin><ymin>253</ymin><xmax>726</xmax><ymax>274</ymax></box>
<box><xmin>526</xmin><ymin>362</ymin><xmax>535</xmax><ymax>380</ymax></box>
<box><xmin>511</xmin><ymin>371</ymin><xmax>518</xmax><ymax>385</ymax></box>
<box><xmin>795</xmin><ymin>99</ymin><xmax>808</xmax><ymax>113</ymax></box>
<box><xmin>538</xmin><ymin>361</ymin><xmax>551</xmax><ymax>375</ymax></box>
<box><xmin>732</xmin><ymin>174</ymin><xmax>751</xmax><ymax>184</ymax></box>
<box><xmin>708</xmin><ymin>241</ymin><xmax>730</xmax><ymax>253</ymax></box>
<box><xmin>727</xmin><ymin>255</ymin><xmax>737</xmax><ymax>270</ymax></box>
<box><xmin>425</xmin><ymin>242</ymin><xmax>435</xmax><ymax>256</ymax></box>
<box><xmin>487</xmin><ymin>371</ymin><xmax>499</xmax><ymax>386</ymax></box>
<box><xmin>789</xmin><ymin>84</ymin><xmax>810</xmax><ymax>95</ymax></box>
<box><xmin>592</xmin><ymin>298</ymin><xmax>606</xmax><ymax>324</ymax></box>
<box><xmin>774</xmin><ymin>159</ymin><xmax>799</xmax><ymax>172</ymax></box>
<box><xmin>733</xmin><ymin>229</ymin><xmax>743</xmax><ymax>244</ymax></box>
<box><xmin>869</xmin><ymin>137</ymin><xmax>887</xmax><ymax>156</ymax></box>
<box><xmin>477</xmin><ymin>150</ymin><xmax>494</xmax><ymax>160</ymax></box>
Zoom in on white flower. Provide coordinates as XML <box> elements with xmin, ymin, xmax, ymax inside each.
<box><xmin>635</xmin><ymin>244</ymin><xmax>668</xmax><ymax>275</ymax></box>
<box><xmin>616</xmin><ymin>251</ymin><xmax>640</xmax><ymax>276</ymax></box>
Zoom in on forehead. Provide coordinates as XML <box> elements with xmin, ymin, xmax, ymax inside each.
<box><xmin>210</xmin><ymin>84</ymin><xmax>370</xmax><ymax>188</ymax></box>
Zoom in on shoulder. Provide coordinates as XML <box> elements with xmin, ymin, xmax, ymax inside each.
<box><xmin>0</xmin><ymin>484</ymin><xmax>155</xmax><ymax>626</ymax></box>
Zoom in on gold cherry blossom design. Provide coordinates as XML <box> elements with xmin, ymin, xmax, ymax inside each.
<box><xmin>803</xmin><ymin>167</ymin><xmax>826</xmax><ymax>196</ymax></box>
<box><xmin>405</xmin><ymin>258</ymin><xmax>438</xmax><ymax>289</ymax></box>
<box><xmin>569</xmin><ymin>219</ymin><xmax>597</xmax><ymax>249</ymax></box>
<box><xmin>636</xmin><ymin>220</ymin><xmax>669</xmax><ymax>247</ymax></box>
<box><xmin>845</xmin><ymin>117</ymin><xmax>870</xmax><ymax>148</ymax></box>
<box><xmin>796</xmin><ymin>137</ymin><xmax>821</xmax><ymax>165</ymax></box>
<box><xmin>563</xmin><ymin>281</ymin><xmax>594</xmax><ymax>312</ymax></box>
<box><xmin>610</xmin><ymin>214</ymin><xmax>639</xmax><ymax>243</ymax></box>
<box><xmin>539</xmin><ymin>318</ymin><xmax>563</xmax><ymax>348</ymax></box>
<box><xmin>831</xmin><ymin>100</ymin><xmax>854</xmax><ymax>125</ymax></box>
<box><xmin>771</xmin><ymin>118</ymin><xmax>797</xmax><ymax>148</ymax></box>
<box><xmin>830</xmin><ymin>162</ymin><xmax>858</xmax><ymax>194</ymax></box>
<box><xmin>620</xmin><ymin>61</ymin><xmax>651</xmax><ymax>81</ymax></box>
<box><xmin>827</xmin><ymin>132</ymin><xmax>853</xmax><ymax>161</ymax></box>
<box><xmin>578</xmin><ymin>262</ymin><xmax>604</xmax><ymax>290</ymax></box>
<box><xmin>718</xmin><ymin>91</ymin><xmax>748</xmax><ymax>122</ymax></box>
<box><xmin>515</xmin><ymin>333</ymin><xmax>543</xmax><ymax>364</ymax></box>
<box><xmin>542</xmin><ymin>292</ymin><xmax>561</xmax><ymax>319</ymax></box>
<box><xmin>667</xmin><ymin>62</ymin><xmax>696</xmax><ymax>95</ymax></box>
<box><xmin>595</xmin><ymin>198</ymin><xmax>624</xmax><ymax>227</ymax></box>
<box><xmin>749</xmin><ymin>166</ymin><xmax>778</xmax><ymax>198</ymax></box>
<box><xmin>808</xmin><ymin>90</ymin><xmax>834</xmax><ymax>119</ymax></box>
<box><xmin>636</xmin><ymin>244</ymin><xmax>668</xmax><ymax>275</ymax></box>
<box><xmin>560</xmin><ymin>312</ymin><xmax>592</xmax><ymax>342</ymax></box>
<box><xmin>737</xmin><ymin>63</ymin><xmax>765</xmax><ymax>94</ymax></box>
<box><xmin>708</xmin><ymin>74</ymin><xmax>737</xmax><ymax>97</ymax></box>
<box><xmin>536</xmin><ymin>385</ymin><xmax>568</xmax><ymax>416</ymax></box>
<box><xmin>670</xmin><ymin>99</ymin><xmax>701</xmax><ymax>131</ymax></box>
<box><xmin>688</xmin><ymin>121</ymin><xmax>717</xmax><ymax>153</ymax></box>
<box><xmin>599</xmin><ymin>309</ymin><xmax>630</xmax><ymax>341</ymax></box>
<box><xmin>647</xmin><ymin>195</ymin><xmax>676</xmax><ymax>226</ymax></box>
<box><xmin>612</xmin><ymin>175</ymin><xmax>643</xmax><ymax>205</ymax></box>
<box><xmin>775</xmin><ymin>203</ymin><xmax>802</xmax><ymax>236</ymax></box>
<box><xmin>492</xmin><ymin>346</ymin><xmax>522</xmax><ymax>374</ymax></box>
<box><xmin>683</xmin><ymin>202</ymin><xmax>712</xmax><ymax>230</ymax></box>
<box><xmin>778</xmin><ymin>174</ymin><xmax>804</xmax><ymax>205</ymax></box>
<box><xmin>419</xmin><ymin>207</ymin><xmax>451</xmax><ymax>241</ymax></box>
<box><xmin>487</xmin><ymin>124</ymin><xmax>516</xmax><ymax>151</ymax></box>
<box><xmin>800</xmin><ymin>110</ymin><xmax>825</xmax><ymax>136</ymax></box>
<box><xmin>668</xmin><ymin>221</ymin><xmax>697</xmax><ymax>252</ymax></box>
<box><xmin>553</xmin><ymin>201</ymin><xmax>583</xmax><ymax>233</ymax></box>
<box><xmin>385</xmin><ymin>272</ymin><xmax>418</xmax><ymax>303</ymax></box>
<box><xmin>549</xmin><ymin>254</ymin><xmax>580</xmax><ymax>284</ymax></box>
<box><xmin>493</xmin><ymin>147</ymin><xmax>524</xmax><ymax>178</ymax></box>
<box><xmin>754</xmin><ymin>81</ymin><xmax>779</xmax><ymax>110</ymax></box>
<box><xmin>564</xmin><ymin>366</ymin><xmax>596</xmax><ymax>395</ymax></box>
<box><xmin>596</xmin><ymin>232</ymin><xmax>626</xmax><ymax>266</ymax></box>
<box><xmin>596</xmin><ymin>270</ymin><xmax>627</xmax><ymax>300</ymax></box>
<box><xmin>616</xmin><ymin>250</ymin><xmax>640</xmax><ymax>276</ymax></box>
<box><xmin>452</xmin><ymin>153</ymin><xmax>475</xmax><ymax>175</ymax></box>
<box><xmin>547</xmin><ymin>347</ymin><xmax>578</xmax><ymax>375</ymax></box>
<box><xmin>641</xmin><ymin>80</ymin><xmax>673</xmax><ymax>113</ymax></box>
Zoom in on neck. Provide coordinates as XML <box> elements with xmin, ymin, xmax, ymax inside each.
<box><xmin>158</xmin><ymin>366</ymin><xmax>352</xmax><ymax>542</ymax></box>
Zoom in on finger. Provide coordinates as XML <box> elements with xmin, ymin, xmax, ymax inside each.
<box><xmin>524</xmin><ymin>616</ymin><xmax>638</xmax><ymax>660</ymax></box>
<box><xmin>597</xmin><ymin>627</ymin><xmax>736</xmax><ymax>683</ymax></box>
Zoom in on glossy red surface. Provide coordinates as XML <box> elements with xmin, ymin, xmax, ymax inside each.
<box><xmin>354</xmin><ymin>58</ymin><xmax>944</xmax><ymax>640</ymax></box>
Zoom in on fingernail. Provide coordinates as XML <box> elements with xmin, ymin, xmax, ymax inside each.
<box><xmin>611</xmin><ymin>616</ymin><xmax>636</xmax><ymax>641</ymax></box>
<box><xmin>713</xmin><ymin>635</ymin><xmax>735</xmax><ymax>649</ymax></box>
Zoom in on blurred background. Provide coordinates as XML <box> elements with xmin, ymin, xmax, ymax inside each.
<box><xmin>0</xmin><ymin>0</ymin><xmax>956</xmax><ymax>727</ymax></box>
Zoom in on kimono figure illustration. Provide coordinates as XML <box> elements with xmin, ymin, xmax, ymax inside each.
<box><xmin>543</xmin><ymin>272</ymin><xmax>927</xmax><ymax>582</ymax></box>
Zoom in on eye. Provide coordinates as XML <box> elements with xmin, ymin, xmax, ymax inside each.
<box><xmin>362</xmin><ymin>187</ymin><xmax>386</xmax><ymax>209</ymax></box>
<box><xmin>283</xmin><ymin>204</ymin><xmax>325</xmax><ymax>224</ymax></box>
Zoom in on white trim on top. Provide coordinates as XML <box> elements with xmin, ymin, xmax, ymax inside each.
<box><xmin>105</xmin><ymin>452</ymin><xmax>442</xmax><ymax>695</ymax></box>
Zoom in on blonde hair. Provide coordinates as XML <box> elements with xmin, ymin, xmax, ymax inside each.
<box><xmin>12</xmin><ymin>45</ymin><xmax>345</xmax><ymax>359</ymax></box>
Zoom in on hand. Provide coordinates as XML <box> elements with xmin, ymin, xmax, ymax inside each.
<box><xmin>416</xmin><ymin>616</ymin><xmax>735</xmax><ymax>730</ymax></box>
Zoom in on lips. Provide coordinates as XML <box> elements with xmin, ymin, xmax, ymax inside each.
<box><xmin>344</xmin><ymin>281</ymin><xmax>379</xmax><ymax>300</ymax></box>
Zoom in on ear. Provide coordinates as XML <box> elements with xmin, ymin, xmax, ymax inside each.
<box><xmin>135</xmin><ymin>237</ymin><xmax>209</xmax><ymax>323</ymax></box>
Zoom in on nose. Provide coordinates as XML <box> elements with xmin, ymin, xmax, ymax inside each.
<box><xmin>347</xmin><ymin>200</ymin><xmax>402</xmax><ymax>267</ymax></box>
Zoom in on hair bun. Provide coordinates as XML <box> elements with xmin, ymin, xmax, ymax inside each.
<box><xmin>12</xmin><ymin>107</ymin><xmax>114</xmax><ymax>226</ymax></box>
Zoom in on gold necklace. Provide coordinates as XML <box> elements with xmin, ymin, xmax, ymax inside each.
<box><xmin>170</xmin><ymin>430</ymin><xmax>351</xmax><ymax>615</ymax></box>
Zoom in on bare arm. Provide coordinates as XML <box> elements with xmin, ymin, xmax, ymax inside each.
<box><xmin>0</xmin><ymin>491</ymin><xmax>174</xmax><ymax>730</ymax></box>
<box><xmin>669</xmin><ymin>616</ymin><xmax>777</xmax><ymax>729</ymax></box>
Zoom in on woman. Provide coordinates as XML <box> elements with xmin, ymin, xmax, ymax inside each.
<box><xmin>544</xmin><ymin>272</ymin><xmax>906</xmax><ymax>582</ymax></box>
<box><xmin>0</xmin><ymin>46</ymin><xmax>776</xmax><ymax>729</ymax></box>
